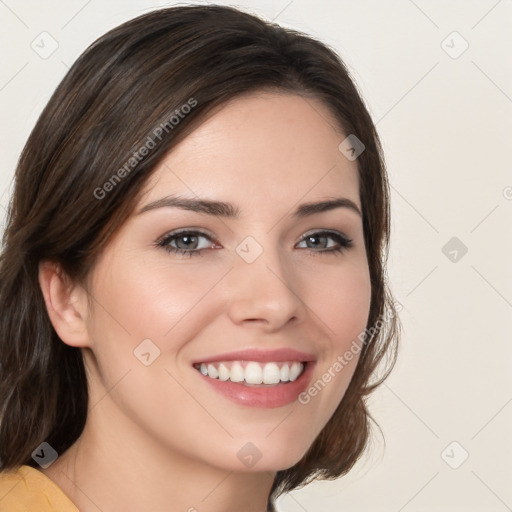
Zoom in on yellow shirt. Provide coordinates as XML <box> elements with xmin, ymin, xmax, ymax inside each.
<box><xmin>0</xmin><ymin>465</ymin><xmax>78</xmax><ymax>511</ymax></box>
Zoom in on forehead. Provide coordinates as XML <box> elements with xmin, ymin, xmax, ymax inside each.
<box><xmin>138</xmin><ymin>91</ymin><xmax>360</xmax><ymax>214</ymax></box>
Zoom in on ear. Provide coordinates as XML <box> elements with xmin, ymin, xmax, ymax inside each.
<box><xmin>38</xmin><ymin>260</ymin><xmax>91</xmax><ymax>348</ymax></box>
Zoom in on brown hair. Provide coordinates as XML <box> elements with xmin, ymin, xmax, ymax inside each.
<box><xmin>0</xmin><ymin>4</ymin><xmax>399</xmax><ymax>509</ymax></box>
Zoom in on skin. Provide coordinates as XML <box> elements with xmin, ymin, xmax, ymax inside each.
<box><xmin>38</xmin><ymin>91</ymin><xmax>371</xmax><ymax>512</ymax></box>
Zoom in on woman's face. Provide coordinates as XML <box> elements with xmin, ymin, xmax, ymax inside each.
<box><xmin>80</xmin><ymin>91</ymin><xmax>371</xmax><ymax>472</ymax></box>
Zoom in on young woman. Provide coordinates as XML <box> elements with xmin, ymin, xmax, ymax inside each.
<box><xmin>0</xmin><ymin>5</ymin><xmax>399</xmax><ymax>511</ymax></box>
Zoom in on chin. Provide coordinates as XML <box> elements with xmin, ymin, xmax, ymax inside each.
<box><xmin>219</xmin><ymin>434</ymin><xmax>315</xmax><ymax>473</ymax></box>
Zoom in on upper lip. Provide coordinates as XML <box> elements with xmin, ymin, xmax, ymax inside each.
<box><xmin>192</xmin><ymin>348</ymin><xmax>316</xmax><ymax>365</ymax></box>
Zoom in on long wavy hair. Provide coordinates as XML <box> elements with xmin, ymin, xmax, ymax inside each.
<box><xmin>0</xmin><ymin>5</ymin><xmax>399</xmax><ymax>509</ymax></box>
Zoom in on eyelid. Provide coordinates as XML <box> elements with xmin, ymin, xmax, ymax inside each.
<box><xmin>295</xmin><ymin>229</ymin><xmax>353</xmax><ymax>252</ymax></box>
<box><xmin>298</xmin><ymin>228</ymin><xmax>352</xmax><ymax>243</ymax></box>
<box><xmin>155</xmin><ymin>227</ymin><xmax>219</xmax><ymax>246</ymax></box>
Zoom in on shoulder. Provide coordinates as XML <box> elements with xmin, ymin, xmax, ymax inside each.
<box><xmin>0</xmin><ymin>465</ymin><xmax>79</xmax><ymax>512</ymax></box>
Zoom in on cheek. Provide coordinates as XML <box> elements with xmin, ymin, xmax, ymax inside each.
<box><xmin>83</xmin><ymin>256</ymin><xmax>229</xmax><ymax>405</ymax></box>
<box><xmin>82</xmin><ymin>260</ymin><xmax>229</xmax><ymax>450</ymax></box>
<box><xmin>90</xmin><ymin>255</ymin><xmax>222</xmax><ymax>345</ymax></box>
<box><xmin>310</xmin><ymin>257</ymin><xmax>372</xmax><ymax>347</ymax></box>
<box><xmin>297</xmin><ymin>258</ymin><xmax>371</xmax><ymax>426</ymax></box>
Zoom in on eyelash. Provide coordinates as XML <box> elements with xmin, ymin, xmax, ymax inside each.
<box><xmin>155</xmin><ymin>229</ymin><xmax>353</xmax><ymax>258</ymax></box>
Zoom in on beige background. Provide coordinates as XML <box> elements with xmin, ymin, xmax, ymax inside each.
<box><xmin>1</xmin><ymin>0</ymin><xmax>511</xmax><ymax>510</ymax></box>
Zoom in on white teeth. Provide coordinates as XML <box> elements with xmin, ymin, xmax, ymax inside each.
<box><xmin>289</xmin><ymin>362</ymin><xmax>302</xmax><ymax>382</ymax></box>
<box><xmin>262</xmin><ymin>362</ymin><xmax>281</xmax><ymax>384</ymax></box>
<box><xmin>230</xmin><ymin>362</ymin><xmax>245</xmax><ymax>382</ymax></box>
<box><xmin>196</xmin><ymin>360</ymin><xmax>305</xmax><ymax>385</ymax></box>
<box><xmin>207</xmin><ymin>364</ymin><xmax>219</xmax><ymax>379</ymax></box>
<box><xmin>245</xmin><ymin>362</ymin><xmax>263</xmax><ymax>384</ymax></box>
<box><xmin>218</xmin><ymin>363</ymin><xmax>230</xmax><ymax>381</ymax></box>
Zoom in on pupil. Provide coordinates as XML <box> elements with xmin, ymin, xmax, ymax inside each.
<box><xmin>178</xmin><ymin>235</ymin><xmax>196</xmax><ymax>249</ymax></box>
<box><xmin>307</xmin><ymin>235</ymin><xmax>328</xmax><ymax>249</ymax></box>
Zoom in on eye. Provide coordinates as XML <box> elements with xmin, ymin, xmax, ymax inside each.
<box><xmin>156</xmin><ymin>228</ymin><xmax>353</xmax><ymax>258</ymax></box>
<box><xmin>296</xmin><ymin>230</ymin><xmax>353</xmax><ymax>254</ymax></box>
<box><xmin>156</xmin><ymin>230</ymin><xmax>219</xmax><ymax>257</ymax></box>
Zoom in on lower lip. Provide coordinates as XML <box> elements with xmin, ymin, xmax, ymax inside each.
<box><xmin>195</xmin><ymin>362</ymin><xmax>316</xmax><ymax>408</ymax></box>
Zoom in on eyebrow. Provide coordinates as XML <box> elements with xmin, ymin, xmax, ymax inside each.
<box><xmin>137</xmin><ymin>195</ymin><xmax>362</xmax><ymax>218</ymax></box>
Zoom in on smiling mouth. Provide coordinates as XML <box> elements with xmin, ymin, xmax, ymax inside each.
<box><xmin>193</xmin><ymin>360</ymin><xmax>306</xmax><ymax>386</ymax></box>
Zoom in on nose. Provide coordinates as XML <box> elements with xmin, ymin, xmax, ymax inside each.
<box><xmin>225</xmin><ymin>242</ymin><xmax>305</xmax><ymax>331</ymax></box>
